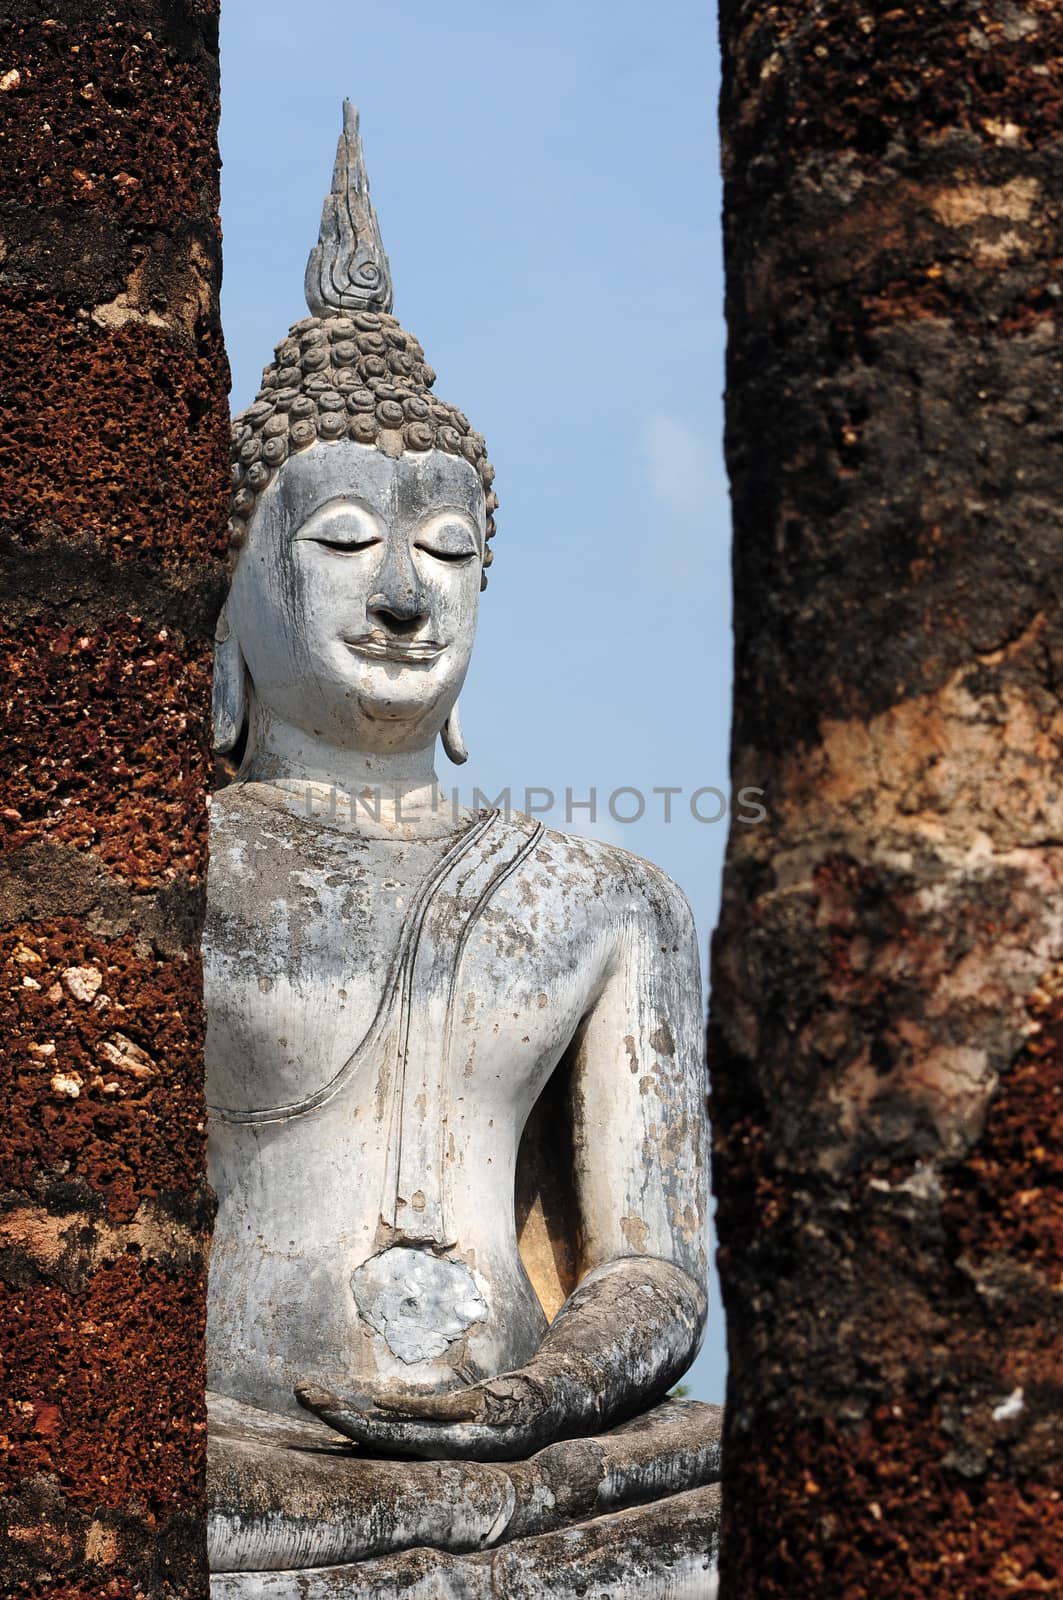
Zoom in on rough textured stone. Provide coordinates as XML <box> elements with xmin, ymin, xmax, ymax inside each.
<box><xmin>0</xmin><ymin>621</ymin><xmax>215</xmax><ymax>883</ymax></box>
<box><xmin>712</xmin><ymin>1</ymin><xmax>1063</xmax><ymax>1593</ymax></box>
<box><xmin>0</xmin><ymin>924</ymin><xmax>208</xmax><ymax>1218</ymax></box>
<box><xmin>0</xmin><ymin>2</ymin><xmax>228</xmax><ymax>1593</ymax></box>
<box><xmin>212</xmin><ymin>1482</ymin><xmax>722</xmax><ymax>1599</ymax></box>
<box><xmin>208</xmin><ymin>1395</ymin><xmax>722</xmax><ymax>1574</ymax></box>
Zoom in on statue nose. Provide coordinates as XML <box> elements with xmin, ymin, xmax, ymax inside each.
<box><xmin>367</xmin><ymin>544</ymin><xmax>429</xmax><ymax>633</ymax></box>
<box><xmin>368</xmin><ymin>591</ymin><xmax>428</xmax><ymax>632</ymax></box>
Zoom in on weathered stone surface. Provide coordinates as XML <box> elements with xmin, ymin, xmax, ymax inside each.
<box><xmin>1</xmin><ymin>922</ymin><xmax>208</xmax><ymax>1217</ymax></box>
<box><xmin>211</xmin><ymin>1482</ymin><xmax>721</xmax><ymax>1599</ymax></box>
<box><xmin>0</xmin><ymin>3</ymin><xmax>228</xmax><ymax>1593</ymax></box>
<box><xmin>0</xmin><ymin>305</ymin><xmax>229</xmax><ymax>565</ymax></box>
<box><xmin>0</xmin><ymin>13</ymin><xmax>221</xmax><ymax>219</ymax></box>
<box><xmin>713</xmin><ymin>0</ymin><xmax>1063</xmax><ymax>1592</ymax></box>
<box><xmin>0</xmin><ymin>621</ymin><xmax>215</xmax><ymax>884</ymax></box>
<box><xmin>304</xmin><ymin>101</ymin><xmax>393</xmax><ymax>318</ymax></box>
<box><xmin>208</xmin><ymin>1398</ymin><xmax>515</xmax><ymax>1575</ymax></box>
<box><xmin>209</xmin><ymin>1395</ymin><xmax>722</xmax><ymax>1573</ymax></box>
<box><xmin>205</xmin><ymin>104</ymin><xmax>713</xmax><ymax>1594</ymax></box>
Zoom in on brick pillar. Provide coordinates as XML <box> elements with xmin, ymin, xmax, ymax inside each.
<box><xmin>712</xmin><ymin>2</ymin><xmax>1063</xmax><ymax>1594</ymax></box>
<box><xmin>0</xmin><ymin>4</ymin><xmax>228</xmax><ymax>1594</ymax></box>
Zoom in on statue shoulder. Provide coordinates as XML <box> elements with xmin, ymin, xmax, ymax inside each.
<box><xmin>208</xmin><ymin>782</ymin><xmax>269</xmax><ymax>853</ymax></box>
<box><xmin>208</xmin><ymin>783</ymin><xmax>247</xmax><ymax>846</ymax></box>
<box><xmin>209</xmin><ymin>783</ymin><xmax>242</xmax><ymax>824</ymax></box>
<box><xmin>524</xmin><ymin>819</ymin><xmax>697</xmax><ymax>946</ymax></box>
<box><xmin>209</xmin><ymin>781</ymin><xmax>269</xmax><ymax>827</ymax></box>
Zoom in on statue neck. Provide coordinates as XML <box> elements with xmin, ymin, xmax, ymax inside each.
<box><xmin>238</xmin><ymin>705</ymin><xmax>455</xmax><ymax>835</ymax></box>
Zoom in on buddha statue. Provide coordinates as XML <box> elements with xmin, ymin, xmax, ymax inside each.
<box><xmin>206</xmin><ymin>104</ymin><xmax>721</xmax><ymax>1597</ymax></box>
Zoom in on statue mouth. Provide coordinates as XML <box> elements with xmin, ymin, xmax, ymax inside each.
<box><xmin>344</xmin><ymin>636</ymin><xmax>445</xmax><ymax>664</ymax></box>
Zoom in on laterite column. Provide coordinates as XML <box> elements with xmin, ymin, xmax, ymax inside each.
<box><xmin>712</xmin><ymin>3</ymin><xmax>1063</xmax><ymax>1594</ymax></box>
<box><xmin>0</xmin><ymin>4</ymin><xmax>228</xmax><ymax>1594</ymax></box>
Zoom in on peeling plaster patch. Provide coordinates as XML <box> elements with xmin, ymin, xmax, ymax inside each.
<box><xmin>97</xmin><ymin>1031</ymin><xmax>156</xmax><ymax>1079</ymax></box>
<box><xmin>90</xmin><ymin>293</ymin><xmax>169</xmax><ymax>334</ymax></box>
<box><xmin>84</xmin><ymin>1521</ymin><xmax>118</xmax><ymax>1566</ymax></box>
<box><xmin>620</xmin><ymin>1216</ymin><xmax>650</xmax><ymax>1252</ymax></box>
<box><xmin>0</xmin><ymin>1200</ymin><xmax>205</xmax><ymax>1281</ymax></box>
<box><xmin>931</xmin><ymin>177</ymin><xmax>1040</xmax><ymax>228</ymax></box>
<box><xmin>869</xmin><ymin>1162</ymin><xmax>942</xmax><ymax>1204</ymax></box>
<box><xmin>974</xmin><ymin>230</ymin><xmax>1032</xmax><ymax>266</ymax></box>
<box><xmin>351</xmin><ymin>1247</ymin><xmax>488</xmax><ymax>1364</ymax></box>
<box><xmin>650</xmin><ymin>1022</ymin><xmax>676</xmax><ymax>1056</ymax></box>
<box><xmin>992</xmin><ymin>1388</ymin><xmax>1025</xmax><ymax>1423</ymax></box>
<box><xmin>982</xmin><ymin>118</ymin><xmax>1024</xmax><ymax>143</ymax></box>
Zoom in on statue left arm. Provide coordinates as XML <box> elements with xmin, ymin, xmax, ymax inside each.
<box><xmin>298</xmin><ymin>862</ymin><xmax>708</xmax><ymax>1461</ymax></box>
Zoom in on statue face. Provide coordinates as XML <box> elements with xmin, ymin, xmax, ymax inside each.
<box><xmin>227</xmin><ymin>440</ymin><xmax>485</xmax><ymax>755</ymax></box>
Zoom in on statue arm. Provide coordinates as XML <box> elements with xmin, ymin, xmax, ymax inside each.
<box><xmin>509</xmin><ymin>860</ymin><xmax>709</xmax><ymax>1424</ymax></box>
<box><xmin>567</xmin><ymin>859</ymin><xmax>708</xmax><ymax>1297</ymax></box>
<box><xmin>298</xmin><ymin>862</ymin><xmax>709</xmax><ymax>1461</ymax></box>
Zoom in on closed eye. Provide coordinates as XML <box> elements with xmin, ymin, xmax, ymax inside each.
<box><xmin>311</xmin><ymin>535</ymin><xmax>382</xmax><ymax>553</ymax></box>
<box><xmin>416</xmin><ymin>544</ymin><xmax>476</xmax><ymax>564</ymax></box>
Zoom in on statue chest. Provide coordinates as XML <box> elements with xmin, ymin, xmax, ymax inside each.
<box><xmin>204</xmin><ymin>805</ymin><xmax>423</xmax><ymax>1117</ymax></box>
<box><xmin>204</xmin><ymin>797</ymin><xmax>616</xmax><ymax>1404</ymax></box>
<box><xmin>204</xmin><ymin>801</ymin><xmax>595</xmax><ymax>1209</ymax></box>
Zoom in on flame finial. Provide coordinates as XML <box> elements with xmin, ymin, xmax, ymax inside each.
<box><xmin>305</xmin><ymin>101</ymin><xmax>393</xmax><ymax>317</ymax></box>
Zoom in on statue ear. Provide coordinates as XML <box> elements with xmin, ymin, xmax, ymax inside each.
<box><xmin>441</xmin><ymin>699</ymin><xmax>469</xmax><ymax>766</ymax></box>
<box><xmin>213</xmin><ymin>605</ymin><xmax>249</xmax><ymax>755</ymax></box>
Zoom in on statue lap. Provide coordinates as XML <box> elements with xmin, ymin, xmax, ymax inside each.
<box><xmin>209</xmin><ymin>1392</ymin><xmax>721</xmax><ymax>1596</ymax></box>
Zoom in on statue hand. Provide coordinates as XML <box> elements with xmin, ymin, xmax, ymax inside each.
<box><xmin>374</xmin><ymin>1370</ymin><xmax>548</xmax><ymax>1425</ymax></box>
<box><xmin>294</xmin><ymin>1371</ymin><xmax>552</xmax><ymax>1460</ymax></box>
<box><xmin>295</xmin><ymin>1258</ymin><xmax>706</xmax><ymax>1462</ymax></box>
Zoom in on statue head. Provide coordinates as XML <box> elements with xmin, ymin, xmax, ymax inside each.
<box><xmin>215</xmin><ymin>103</ymin><xmax>496</xmax><ymax>769</ymax></box>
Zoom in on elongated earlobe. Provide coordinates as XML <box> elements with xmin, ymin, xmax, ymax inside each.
<box><xmin>213</xmin><ymin>607</ymin><xmax>249</xmax><ymax>754</ymax></box>
<box><xmin>441</xmin><ymin>700</ymin><xmax>468</xmax><ymax>766</ymax></box>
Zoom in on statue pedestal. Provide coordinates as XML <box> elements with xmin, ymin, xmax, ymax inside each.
<box><xmin>209</xmin><ymin>1394</ymin><xmax>722</xmax><ymax>1598</ymax></box>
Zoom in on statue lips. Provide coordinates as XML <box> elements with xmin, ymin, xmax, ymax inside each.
<box><xmin>344</xmin><ymin>634</ymin><xmax>445</xmax><ymax>665</ymax></box>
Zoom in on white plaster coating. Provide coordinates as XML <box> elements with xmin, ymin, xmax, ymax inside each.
<box><xmin>209</xmin><ymin>1469</ymin><xmax>722</xmax><ymax>1597</ymax></box>
<box><xmin>205</xmin><ymin>428</ymin><xmax>711</xmax><ymax>1572</ymax></box>
<box><xmin>305</xmin><ymin>100</ymin><xmax>393</xmax><ymax>318</ymax></box>
<box><xmin>207</xmin><ymin>111</ymin><xmax>713</xmax><ymax>1593</ymax></box>
<box><xmin>214</xmin><ymin>441</ymin><xmax>485</xmax><ymax>774</ymax></box>
<box><xmin>352</xmin><ymin>1248</ymin><xmax>489</xmax><ymax>1364</ymax></box>
<box><xmin>206</xmin><ymin>786</ymin><xmax>704</xmax><ymax>1414</ymax></box>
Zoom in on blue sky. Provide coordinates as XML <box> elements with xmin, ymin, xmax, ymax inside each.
<box><xmin>219</xmin><ymin>0</ymin><xmax>729</xmax><ymax>1403</ymax></box>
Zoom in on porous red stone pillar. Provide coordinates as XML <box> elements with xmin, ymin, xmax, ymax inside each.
<box><xmin>0</xmin><ymin>4</ymin><xmax>228</xmax><ymax>1594</ymax></box>
<box><xmin>712</xmin><ymin>3</ymin><xmax>1063</xmax><ymax>1594</ymax></box>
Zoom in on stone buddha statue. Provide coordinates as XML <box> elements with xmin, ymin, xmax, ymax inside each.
<box><xmin>206</xmin><ymin>104</ymin><xmax>721</xmax><ymax>1597</ymax></box>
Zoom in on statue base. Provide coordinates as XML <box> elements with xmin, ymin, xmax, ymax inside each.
<box><xmin>209</xmin><ymin>1394</ymin><xmax>721</xmax><ymax>1598</ymax></box>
